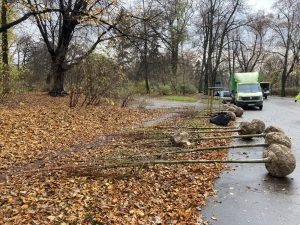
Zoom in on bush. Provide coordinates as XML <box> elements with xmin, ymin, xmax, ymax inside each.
<box><xmin>271</xmin><ymin>88</ymin><xmax>299</xmax><ymax>96</ymax></box>
<box><xmin>115</xmin><ymin>82</ymin><xmax>142</xmax><ymax>107</ymax></box>
<box><xmin>177</xmin><ymin>83</ymin><xmax>197</xmax><ymax>95</ymax></box>
<box><xmin>134</xmin><ymin>81</ymin><xmax>149</xmax><ymax>95</ymax></box>
<box><xmin>66</xmin><ymin>54</ymin><xmax>125</xmax><ymax>107</ymax></box>
<box><xmin>156</xmin><ymin>84</ymin><xmax>172</xmax><ymax>95</ymax></box>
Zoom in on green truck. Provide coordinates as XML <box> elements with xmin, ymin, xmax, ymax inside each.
<box><xmin>230</xmin><ymin>72</ymin><xmax>263</xmax><ymax>110</ymax></box>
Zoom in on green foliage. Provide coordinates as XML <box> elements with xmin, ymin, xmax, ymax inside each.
<box><xmin>152</xmin><ymin>83</ymin><xmax>197</xmax><ymax>96</ymax></box>
<box><xmin>134</xmin><ymin>81</ymin><xmax>149</xmax><ymax>95</ymax></box>
<box><xmin>176</xmin><ymin>83</ymin><xmax>197</xmax><ymax>95</ymax></box>
<box><xmin>161</xmin><ymin>95</ymin><xmax>198</xmax><ymax>102</ymax></box>
<box><xmin>0</xmin><ymin>62</ymin><xmax>31</xmax><ymax>94</ymax></box>
<box><xmin>114</xmin><ymin>81</ymin><xmax>147</xmax><ymax>107</ymax></box>
<box><xmin>155</xmin><ymin>84</ymin><xmax>173</xmax><ymax>95</ymax></box>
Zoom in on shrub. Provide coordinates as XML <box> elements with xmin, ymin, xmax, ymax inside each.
<box><xmin>271</xmin><ymin>88</ymin><xmax>299</xmax><ymax>96</ymax></box>
<box><xmin>115</xmin><ymin>82</ymin><xmax>139</xmax><ymax>107</ymax></box>
<box><xmin>66</xmin><ymin>54</ymin><xmax>125</xmax><ymax>107</ymax></box>
<box><xmin>156</xmin><ymin>84</ymin><xmax>173</xmax><ymax>95</ymax></box>
<box><xmin>177</xmin><ymin>83</ymin><xmax>197</xmax><ymax>95</ymax></box>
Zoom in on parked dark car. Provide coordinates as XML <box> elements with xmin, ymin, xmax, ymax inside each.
<box><xmin>219</xmin><ymin>90</ymin><xmax>232</xmax><ymax>103</ymax></box>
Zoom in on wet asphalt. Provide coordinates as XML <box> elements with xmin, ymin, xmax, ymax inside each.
<box><xmin>202</xmin><ymin>96</ymin><xmax>300</xmax><ymax>225</ymax></box>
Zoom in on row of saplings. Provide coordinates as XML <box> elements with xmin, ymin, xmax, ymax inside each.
<box><xmin>171</xmin><ymin>118</ymin><xmax>296</xmax><ymax>178</ymax></box>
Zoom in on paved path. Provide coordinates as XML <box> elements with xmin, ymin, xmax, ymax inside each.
<box><xmin>143</xmin><ymin>98</ymin><xmax>204</xmax><ymax>109</ymax></box>
<box><xmin>202</xmin><ymin>96</ymin><xmax>300</xmax><ymax>225</ymax></box>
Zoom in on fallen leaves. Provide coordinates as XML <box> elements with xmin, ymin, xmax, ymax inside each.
<box><xmin>0</xmin><ymin>93</ymin><xmax>233</xmax><ymax>224</ymax></box>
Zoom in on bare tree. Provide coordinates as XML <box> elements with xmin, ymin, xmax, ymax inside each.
<box><xmin>0</xmin><ymin>1</ymin><xmax>61</xmax><ymax>33</ymax></box>
<box><xmin>151</xmin><ymin>0</ymin><xmax>193</xmax><ymax>87</ymax></box>
<box><xmin>235</xmin><ymin>13</ymin><xmax>270</xmax><ymax>72</ymax></box>
<box><xmin>196</xmin><ymin>0</ymin><xmax>243</xmax><ymax>94</ymax></box>
<box><xmin>1</xmin><ymin>0</ymin><xmax>9</xmax><ymax>93</ymax></box>
<box><xmin>15</xmin><ymin>34</ymin><xmax>32</xmax><ymax>70</ymax></box>
<box><xmin>26</xmin><ymin>0</ymin><xmax>128</xmax><ymax>96</ymax></box>
<box><xmin>272</xmin><ymin>0</ymin><xmax>300</xmax><ymax>97</ymax></box>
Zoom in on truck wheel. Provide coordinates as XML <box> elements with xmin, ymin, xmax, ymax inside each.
<box><xmin>264</xmin><ymin>95</ymin><xmax>267</xmax><ymax>100</ymax></box>
<box><xmin>258</xmin><ymin>105</ymin><xmax>263</xmax><ymax>110</ymax></box>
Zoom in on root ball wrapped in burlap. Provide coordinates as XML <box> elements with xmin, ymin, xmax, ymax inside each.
<box><xmin>226</xmin><ymin>106</ymin><xmax>236</xmax><ymax>113</ymax></box>
<box><xmin>238</xmin><ymin>122</ymin><xmax>256</xmax><ymax>136</ymax></box>
<box><xmin>251</xmin><ymin>119</ymin><xmax>265</xmax><ymax>134</ymax></box>
<box><xmin>234</xmin><ymin>107</ymin><xmax>244</xmax><ymax>117</ymax></box>
<box><xmin>171</xmin><ymin>132</ymin><xmax>191</xmax><ymax>147</ymax></box>
<box><xmin>226</xmin><ymin>111</ymin><xmax>236</xmax><ymax>121</ymax></box>
<box><xmin>265</xmin><ymin>132</ymin><xmax>292</xmax><ymax>148</ymax></box>
<box><xmin>263</xmin><ymin>144</ymin><xmax>296</xmax><ymax>177</ymax></box>
<box><xmin>223</xmin><ymin>103</ymin><xmax>234</xmax><ymax>108</ymax></box>
<box><xmin>265</xmin><ymin>126</ymin><xmax>284</xmax><ymax>134</ymax></box>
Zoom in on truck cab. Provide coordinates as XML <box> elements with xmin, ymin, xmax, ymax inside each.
<box><xmin>230</xmin><ymin>72</ymin><xmax>263</xmax><ymax>110</ymax></box>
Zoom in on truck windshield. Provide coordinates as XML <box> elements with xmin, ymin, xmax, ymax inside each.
<box><xmin>238</xmin><ymin>84</ymin><xmax>261</xmax><ymax>93</ymax></box>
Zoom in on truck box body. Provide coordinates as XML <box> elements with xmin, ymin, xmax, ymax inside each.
<box><xmin>230</xmin><ymin>72</ymin><xmax>263</xmax><ymax>109</ymax></box>
<box><xmin>260</xmin><ymin>82</ymin><xmax>271</xmax><ymax>99</ymax></box>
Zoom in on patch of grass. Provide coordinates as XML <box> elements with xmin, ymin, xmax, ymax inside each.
<box><xmin>200</xmin><ymin>96</ymin><xmax>223</xmax><ymax>104</ymax></box>
<box><xmin>161</xmin><ymin>95</ymin><xmax>198</xmax><ymax>102</ymax></box>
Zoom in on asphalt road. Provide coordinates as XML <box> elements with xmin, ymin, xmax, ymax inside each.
<box><xmin>202</xmin><ymin>96</ymin><xmax>300</xmax><ymax>225</ymax></box>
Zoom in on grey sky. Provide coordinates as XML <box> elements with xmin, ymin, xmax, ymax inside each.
<box><xmin>248</xmin><ymin>0</ymin><xmax>276</xmax><ymax>12</ymax></box>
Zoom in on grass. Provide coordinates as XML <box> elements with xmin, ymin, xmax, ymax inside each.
<box><xmin>161</xmin><ymin>95</ymin><xmax>198</xmax><ymax>102</ymax></box>
<box><xmin>200</xmin><ymin>96</ymin><xmax>223</xmax><ymax>104</ymax></box>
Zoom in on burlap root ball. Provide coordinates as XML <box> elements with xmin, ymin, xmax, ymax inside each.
<box><xmin>265</xmin><ymin>132</ymin><xmax>292</xmax><ymax>148</ymax></box>
<box><xmin>226</xmin><ymin>106</ymin><xmax>237</xmax><ymax>113</ymax></box>
<box><xmin>264</xmin><ymin>126</ymin><xmax>284</xmax><ymax>134</ymax></box>
<box><xmin>263</xmin><ymin>144</ymin><xmax>296</xmax><ymax>177</ymax></box>
<box><xmin>223</xmin><ymin>103</ymin><xmax>234</xmax><ymax>108</ymax></box>
<box><xmin>171</xmin><ymin>132</ymin><xmax>191</xmax><ymax>147</ymax></box>
<box><xmin>251</xmin><ymin>119</ymin><xmax>265</xmax><ymax>134</ymax></box>
<box><xmin>238</xmin><ymin>121</ymin><xmax>256</xmax><ymax>136</ymax></box>
<box><xmin>234</xmin><ymin>107</ymin><xmax>244</xmax><ymax>117</ymax></box>
<box><xmin>226</xmin><ymin>111</ymin><xmax>236</xmax><ymax>121</ymax></box>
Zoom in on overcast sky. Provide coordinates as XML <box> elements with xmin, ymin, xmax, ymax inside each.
<box><xmin>248</xmin><ymin>0</ymin><xmax>276</xmax><ymax>12</ymax></box>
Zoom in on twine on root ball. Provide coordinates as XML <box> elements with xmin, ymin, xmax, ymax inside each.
<box><xmin>263</xmin><ymin>144</ymin><xmax>296</xmax><ymax>177</ymax></box>
<box><xmin>251</xmin><ymin>119</ymin><xmax>266</xmax><ymax>134</ymax></box>
<box><xmin>224</xmin><ymin>104</ymin><xmax>244</xmax><ymax>117</ymax></box>
<box><xmin>235</xmin><ymin>107</ymin><xmax>244</xmax><ymax>117</ymax></box>
<box><xmin>226</xmin><ymin>111</ymin><xmax>236</xmax><ymax>121</ymax></box>
<box><xmin>224</xmin><ymin>104</ymin><xmax>234</xmax><ymax>110</ymax></box>
<box><xmin>170</xmin><ymin>132</ymin><xmax>191</xmax><ymax>147</ymax></box>
<box><xmin>238</xmin><ymin>122</ymin><xmax>257</xmax><ymax>136</ymax></box>
<box><xmin>265</xmin><ymin>126</ymin><xmax>284</xmax><ymax>134</ymax></box>
<box><xmin>265</xmin><ymin>132</ymin><xmax>292</xmax><ymax>148</ymax></box>
<box><xmin>238</xmin><ymin>119</ymin><xmax>265</xmax><ymax>139</ymax></box>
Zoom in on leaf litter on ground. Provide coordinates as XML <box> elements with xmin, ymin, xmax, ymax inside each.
<box><xmin>0</xmin><ymin>93</ymin><xmax>234</xmax><ymax>224</ymax></box>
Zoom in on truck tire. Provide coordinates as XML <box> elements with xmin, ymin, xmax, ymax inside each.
<box><xmin>258</xmin><ymin>105</ymin><xmax>263</xmax><ymax>110</ymax></box>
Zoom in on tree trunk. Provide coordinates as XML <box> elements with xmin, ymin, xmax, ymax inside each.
<box><xmin>281</xmin><ymin>73</ymin><xmax>287</xmax><ymax>97</ymax></box>
<box><xmin>49</xmin><ymin>62</ymin><xmax>66</xmax><ymax>96</ymax></box>
<box><xmin>171</xmin><ymin>44</ymin><xmax>179</xmax><ymax>88</ymax></box>
<box><xmin>204</xmin><ymin>65</ymin><xmax>209</xmax><ymax>95</ymax></box>
<box><xmin>143</xmin><ymin>31</ymin><xmax>149</xmax><ymax>93</ymax></box>
<box><xmin>143</xmin><ymin>0</ymin><xmax>150</xmax><ymax>94</ymax></box>
<box><xmin>1</xmin><ymin>0</ymin><xmax>9</xmax><ymax>93</ymax></box>
<box><xmin>198</xmin><ymin>72</ymin><xmax>203</xmax><ymax>93</ymax></box>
